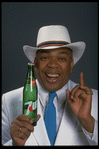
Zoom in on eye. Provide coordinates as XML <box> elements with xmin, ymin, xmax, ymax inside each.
<box><xmin>59</xmin><ymin>57</ymin><xmax>67</xmax><ymax>61</ymax></box>
<box><xmin>40</xmin><ymin>56</ymin><xmax>49</xmax><ymax>61</ymax></box>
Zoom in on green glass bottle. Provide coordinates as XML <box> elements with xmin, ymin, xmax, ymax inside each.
<box><xmin>23</xmin><ymin>63</ymin><xmax>37</xmax><ymax>126</ymax></box>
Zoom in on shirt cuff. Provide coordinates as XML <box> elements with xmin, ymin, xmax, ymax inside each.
<box><xmin>4</xmin><ymin>139</ymin><xmax>13</xmax><ymax>146</ymax></box>
<box><xmin>82</xmin><ymin>127</ymin><xmax>93</xmax><ymax>139</ymax></box>
<box><xmin>81</xmin><ymin>119</ymin><xmax>98</xmax><ymax>145</ymax></box>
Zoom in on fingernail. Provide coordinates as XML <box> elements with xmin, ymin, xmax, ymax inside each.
<box><xmin>71</xmin><ymin>95</ymin><xmax>74</xmax><ymax>99</ymax></box>
<box><xmin>37</xmin><ymin>115</ymin><xmax>41</xmax><ymax>121</ymax></box>
<box><xmin>82</xmin><ymin>72</ymin><xmax>84</xmax><ymax>79</ymax></box>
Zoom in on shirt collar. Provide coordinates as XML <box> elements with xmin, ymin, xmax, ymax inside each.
<box><xmin>56</xmin><ymin>82</ymin><xmax>68</xmax><ymax>107</ymax></box>
<box><xmin>36</xmin><ymin>79</ymin><xmax>69</xmax><ymax>108</ymax></box>
<box><xmin>36</xmin><ymin>79</ymin><xmax>49</xmax><ymax>107</ymax></box>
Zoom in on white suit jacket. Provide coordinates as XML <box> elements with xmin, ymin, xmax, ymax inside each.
<box><xmin>2</xmin><ymin>80</ymin><xmax>98</xmax><ymax>146</ymax></box>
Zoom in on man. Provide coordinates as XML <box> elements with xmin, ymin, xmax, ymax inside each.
<box><xmin>2</xmin><ymin>25</ymin><xmax>98</xmax><ymax>146</ymax></box>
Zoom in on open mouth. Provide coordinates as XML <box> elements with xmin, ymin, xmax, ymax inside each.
<box><xmin>45</xmin><ymin>73</ymin><xmax>60</xmax><ymax>83</ymax></box>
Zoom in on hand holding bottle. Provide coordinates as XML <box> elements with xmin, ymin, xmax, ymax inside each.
<box><xmin>10</xmin><ymin>114</ymin><xmax>40</xmax><ymax>146</ymax></box>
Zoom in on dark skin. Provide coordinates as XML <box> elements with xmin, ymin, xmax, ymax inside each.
<box><xmin>34</xmin><ymin>47</ymin><xmax>94</xmax><ymax>132</ymax></box>
<box><xmin>10</xmin><ymin>47</ymin><xmax>94</xmax><ymax>146</ymax></box>
<box><xmin>34</xmin><ymin>48</ymin><xmax>74</xmax><ymax>92</ymax></box>
<box><xmin>10</xmin><ymin>114</ymin><xmax>40</xmax><ymax>146</ymax></box>
<box><xmin>66</xmin><ymin>73</ymin><xmax>94</xmax><ymax>133</ymax></box>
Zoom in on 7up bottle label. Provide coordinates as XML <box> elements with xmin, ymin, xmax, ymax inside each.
<box><xmin>24</xmin><ymin>101</ymin><xmax>37</xmax><ymax>116</ymax></box>
<box><xmin>23</xmin><ymin>63</ymin><xmax>37</xmax><ymax>126</ymax></box>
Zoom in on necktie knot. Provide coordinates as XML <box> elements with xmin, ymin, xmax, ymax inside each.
<box><xmin>49</xmin><ymin>92</ymin><xmax>57</xmax><ymax>104</ymax></box>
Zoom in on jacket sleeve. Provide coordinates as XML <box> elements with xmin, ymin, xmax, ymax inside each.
<box><xmin>82</xmin><ymin>120</ymin><xmax>98</xmax><ymax>145</ymax></box>
<box><xmin>82</xmin><ymin>89</ymin><xmax>98</xmax><ymax>145</ymax></box>
<box><xmin>2</xmin><ymin>94</ymin><xmax>13</xmax><ymax>146</ymax></box>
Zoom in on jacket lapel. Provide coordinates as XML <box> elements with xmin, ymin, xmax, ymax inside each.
<box><xmin>25</xmin><ymin>95</ymin><xmax>50</xmax><ymax>146</ymax></box>
<box><xmin>55</xmin><ymin>100</ymin><xmax>78</xmax><ymax>145</ymax></box>
<box><xmin>54</xmin><ymin>80</ymin><xmax>78</xmax><ymax>145</ymax></box>
<box><xmin>32</xmin><ymin>95</ymin><xmax>50</xmax><ymax>145</ymax></box>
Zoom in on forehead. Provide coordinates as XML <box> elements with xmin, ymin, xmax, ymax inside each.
<box><xmin>36</xmin><ymin>47</ymin><xmax>72</xmax><ymax>55</ymax></box>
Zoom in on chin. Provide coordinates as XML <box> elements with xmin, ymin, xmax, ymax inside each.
<box><xmin>37</xmin><ymin>74</ymin><xmax>69</xmax><ymax>92</ymax></box>
<box><xmin>42</xmin><ymin>82</ymin><xmax>65</xmax><ymax>92</ymax></box>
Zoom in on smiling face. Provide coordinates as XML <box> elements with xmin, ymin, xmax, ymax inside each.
<box><xmin>34</xmin><ymin>47</ymin><xmax>74</xmax><ymax>92</ymax></box>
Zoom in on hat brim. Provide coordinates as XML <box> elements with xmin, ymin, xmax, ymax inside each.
<box><xmin>23</xmin><ymin>41</ymin><xmax>86</xmax><ymax>65</ymax></box>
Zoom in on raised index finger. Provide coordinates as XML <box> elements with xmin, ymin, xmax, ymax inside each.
<box><xmin>79</xmin><ymin>72</ymin><xmax>85</xmax><ymax>87</ymax></box>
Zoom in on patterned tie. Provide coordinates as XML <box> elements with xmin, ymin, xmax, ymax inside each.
<box><xmin>45</xmin><ymin>92</ymin><xmax>57</xmax><ymax>146</ymax></box>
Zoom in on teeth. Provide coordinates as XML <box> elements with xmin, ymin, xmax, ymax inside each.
<box><xmin>46</xmin><ymin>74</ymin><xmax>59</xmax><ymax>78</ymax></box>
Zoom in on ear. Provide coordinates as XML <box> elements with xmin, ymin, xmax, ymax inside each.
<box><xmin>70</xmin><ymin>59</ymin><xmax>74</xmax><ymax>73</ymax></box>
<box><xmin>34</xmin><ymin>57</ymin><xmax>39</xmax><ymax>68</ymax></box>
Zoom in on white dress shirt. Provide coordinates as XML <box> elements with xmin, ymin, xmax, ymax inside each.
<box><xmin>36</xmin><ymin>79</ymin><xmax>68</xmax><ymax>133</ymax></box>
<box><xmin>36</xmin><ymin>80</ymin><xmax>93</xmax><ymax>138</ymax></box>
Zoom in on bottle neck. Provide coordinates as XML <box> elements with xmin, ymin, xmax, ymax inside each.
<box><xmin>27</xmin><ymin>65</ymin><xmax>35</xmax><ymax>79</ymax></box>
<box><xmin>25</xmin><ymin>65</ymin><xmax>35</xmax><ymax>84</ymax></box>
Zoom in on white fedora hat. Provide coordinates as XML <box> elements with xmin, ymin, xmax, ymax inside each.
<box><xmin>23</xmin><ymin>25</ymin><xmax>86</xmax><ymax>65</ymax></box>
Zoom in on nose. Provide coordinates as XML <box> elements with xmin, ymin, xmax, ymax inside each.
<box><xmin>47</xmin><ymin>57</ymin><xmax>58</xmax><ymax>69</ymax></box>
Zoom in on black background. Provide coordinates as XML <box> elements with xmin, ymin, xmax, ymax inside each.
<box><xmin>2</xmin><ymin>2</ymin><xmax>98</xmax><ymax>94</ymax></box>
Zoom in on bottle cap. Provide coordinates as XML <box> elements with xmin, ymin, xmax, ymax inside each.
<box><xmin>28</xmin><ymin>63</ymin><xmax>34</xmax><ymax>66</ymax></box>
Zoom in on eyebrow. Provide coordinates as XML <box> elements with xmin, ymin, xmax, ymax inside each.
<box><xmin>57</xmin><ymin>51</ymin><xmax>69</xmax><ymax>55</ymax></box>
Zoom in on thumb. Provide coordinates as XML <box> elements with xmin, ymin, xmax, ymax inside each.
<box><xmin>37</xmin><ymin>114</ymin><xmax>41</xmax><ymax>121</ymax></box>
<box><xmin>66</xmin><ymin>89</ymin><xmax>71</xmax><ymax>102</ymax></box>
